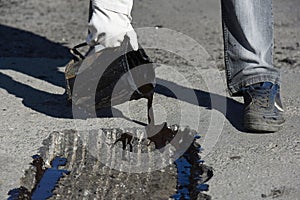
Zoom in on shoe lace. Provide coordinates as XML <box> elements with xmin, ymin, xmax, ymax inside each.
<box><xmin>249</xmin><ymin>87</ymin><xmax>272</xmax><ymax>108</ymax></box>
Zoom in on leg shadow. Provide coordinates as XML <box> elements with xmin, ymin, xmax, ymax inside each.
<box><xmin>0</xmin><ymin>24</ymin><xmax>72</xmax><ymax>88</ymax></box>
<box><xmin>155</xmin><ymin>78</ymin><xmax>246</xmax><ymax>132</ymax></box>
<box><xmin>0</xmin><ymin>25</ymin><xmax>244</xmax><ymax>129</ymax></box>
<box><xmin>0</xmin><ymin>72</ymin><xmax>72</xmax><ymax>118</ymax></box>
<box><xmin>0</xmin><ymin>25</ymin><xmax>127</xmax><ymax>120</ymax></box>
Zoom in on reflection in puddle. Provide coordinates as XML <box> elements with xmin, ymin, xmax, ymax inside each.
<box><xmin>171</xmin><ymin>135</ymin><xmax>213</xmax><ymax>200</ymax></box>
<box><xmin>7</xmin><ymin>187</ymin><xmax>31</xmax><ymax>200</ymax></box>
<box><xmin>113</xmin><ymin>123</ymin><xmax>213</xmax><ymax>200</ymax></box>
<box><xmin>8</xmin><ymin>155</ymin><xmax>70</xmax><ymax>200</ymax></box>
<box><xmin>8</xmin><ymin>125</ymin><xmax>212</xmax><ymax>200</ymax></box>
<box><xmin>31</xmin><ymin>156</ymin><xmax>70</xmax><ymax>200</ymax></box>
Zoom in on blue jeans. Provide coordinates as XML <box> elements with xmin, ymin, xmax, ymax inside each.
<box><xmin>88</xmin><ymin>0</ymin><xmax>280</xmax><ymax>96</ymax></box>
<box><xmin>221</xmin><ymin>0</ymin><xmax>280</xmax><ymax>95</ymax></box>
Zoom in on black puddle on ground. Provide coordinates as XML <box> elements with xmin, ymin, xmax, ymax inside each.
<box><xmin>114</xmin><ymin>123</ymin><xmax>213</xmax><ymax>199</ymax></box>
<box><xmin>8</xmin><ymin>123</ymin><xmax>213</xmax><ymax>200</ymax></box>
<box><xmin>8</xmin><ymin>156</ymin><xmax>70</xmax><ymax>200</ymax></box>
<box><xmin>171</xmin><ymin>137</ymin><xmax>213</xmax><ymax>200</ymax></box>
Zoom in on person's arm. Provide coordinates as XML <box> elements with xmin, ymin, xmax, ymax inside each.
<box><xmin>87</xmin><ymin>0</ymin><xmax>138</xmax><ymax>51</ymax></box>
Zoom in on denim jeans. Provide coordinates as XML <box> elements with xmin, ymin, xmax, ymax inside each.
<box><xmin>88</xmin><ymin>0</ymin><xmax>280</xmax><ymax>96</ymax></box>
<box><xmin>221</xmin><ymin>0</ymin><xmax>280</xmax><ymax>95</ymax></box>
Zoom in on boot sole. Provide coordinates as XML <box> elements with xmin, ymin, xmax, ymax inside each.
<box><xmin>244</xmin><ymin>122</ymin><xmax>283</xmax><ymax>133</ymax></box>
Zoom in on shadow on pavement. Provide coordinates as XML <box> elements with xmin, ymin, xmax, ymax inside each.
<box><xmin>0</xmin><ymin>25</ymin><xmax>245</xmax><ymax>132</ymax></box>
<box><xmin>0</xmin><ymin>24</ymin><xmax>71</xmax><ymax>88</ymax></box>
<box><xmin>0</xmin><ymin>25</ymin><xmax>72</xmax><ymax>117</ymax></box>
<box><xmin>0</xmin><ymin>24</ymin><xmax>72</xmax><ymax>59</ymax></box>
<box><xmin>155</xmin><ymin>78</ymin><xmax>245</xmax><ymax>132</ymax></box>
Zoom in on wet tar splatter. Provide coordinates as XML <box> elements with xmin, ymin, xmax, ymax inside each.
<box><xmin>171</xmin><ymin>134</ymin><xmax>213</xmax><ymax>200</ymax></box>
<box><xmin>7</xmin><ymin>155</ymin><xmax>70</xmax><ymax>200</ymax></box>
<box><xmin>8</xmin><ymin>125</ymin><xmax>213</xmax><ymax>200</ymax></box>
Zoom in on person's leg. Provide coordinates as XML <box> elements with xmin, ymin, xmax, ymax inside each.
<box><xmin>221</xmin><ymin>0</ymin><xmax>279</xmax><ymax>95</ymax></box>
<box><xmin>87</xmin><ymin>0</ymin><xmax>138</xmax><ymax>52</ymax></box>
<box><xmin>221</xmin><ymin>0</ymin><xmax>284</xmax><ymax>132</ymax></box>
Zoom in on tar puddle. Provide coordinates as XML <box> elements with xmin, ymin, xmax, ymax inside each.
<box><xmin>8</xmin><ymin>123</ymin><xmax>213</xmax><ymax>200</ymax></box>
<box><xmin>8</xmin><ymin>155</ymin><xmax>70</xmax><ymax>200</ymax></box>
<box><xmin>171</xmin><ymin>135</ymin><xmax>213</xmax><ymax>200</ymax></box>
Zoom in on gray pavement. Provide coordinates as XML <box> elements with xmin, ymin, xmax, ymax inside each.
<box><xmin>0</xmin><ymin>0</ymin><xmax>299</xmax><ymax>199</ymax></box>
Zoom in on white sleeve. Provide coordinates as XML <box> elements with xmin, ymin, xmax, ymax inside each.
<box><xmin>86</xmin><ymin>0</ymin><xmax>138</xmax><ymax>50</ymax></box>
<box><xmin>92</xmin><ymin>0</ymin><xmax>133</xmax><ymax>16</ymax></box>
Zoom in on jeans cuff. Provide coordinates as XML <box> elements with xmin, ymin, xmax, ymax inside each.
<box><xmin>228</xmin><ymin>74</ymin><xmax>281</xmax><ymax>96</ymax></box>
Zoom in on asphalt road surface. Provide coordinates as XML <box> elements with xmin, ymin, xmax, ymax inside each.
<box><xmin>0</xmin><ymin>0</ymin><xmax>299</xmax><ymax>199</ymax></box>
